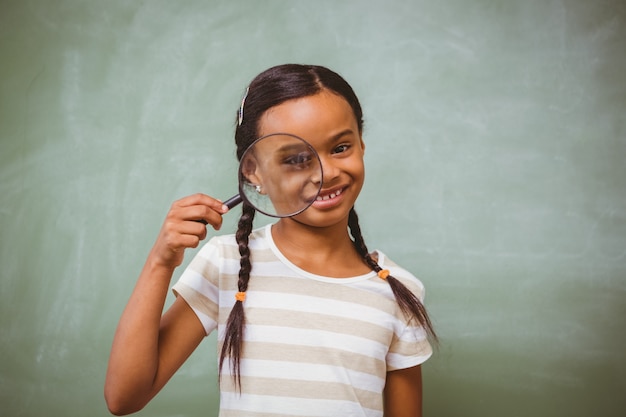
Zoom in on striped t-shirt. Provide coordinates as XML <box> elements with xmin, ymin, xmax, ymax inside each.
<box><xmin>172</xmin><ymin>223</ymin><xmax>432</xmax><ymax>417</ymax></box>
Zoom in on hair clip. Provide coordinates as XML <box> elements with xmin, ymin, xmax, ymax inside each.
<box><xmin>377</xmin><ymin>269</ymin><xmax>390</xmax><ymax>280</ymax></box>
<box><xmin>235</xmin><ymin>291</ymin><xmax>246</xmax><ymax>302</ymax></box>
<box><xmin>238</xmin><ymin>87</ymin><xmax>249</xmax><ymax>126</ymax></box>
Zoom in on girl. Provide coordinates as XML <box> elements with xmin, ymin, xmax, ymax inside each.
<box><xmin>105</xmin><ymin>64</ymin><xmax>437</xmax><ymax>417</ymax></box>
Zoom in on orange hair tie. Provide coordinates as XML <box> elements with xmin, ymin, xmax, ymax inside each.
<box><xmin>378</xmin><ymin>269</ymin><xmax>390</xmax><ymax>280</ymax></box>
<box><xmin>235</xmin><ymin>292</ymin><xmax>246</xmax><ymax>302</ymax></box>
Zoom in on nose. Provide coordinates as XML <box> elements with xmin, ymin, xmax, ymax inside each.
<box><xmin>308</xmin><ymin>155</ymin><xmax>339</xmax><ymax>187</ymax></box>
<box><xmin>318</xmin><ymin>155</ymin><xmax>340</xmax><ymax>185</ymax></box>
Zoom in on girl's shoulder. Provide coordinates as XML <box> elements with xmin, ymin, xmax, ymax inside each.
<box><xmin>373</xmin><ymin>250</ymin><xmax>426</xmax><ymax>295</ymax></box>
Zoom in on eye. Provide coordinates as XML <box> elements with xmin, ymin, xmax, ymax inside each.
<box><xmin>282</xmin><ymin>151</ymin><xmax>313</xmax><ymax>169</ymax></box>
<box><xmin>332</xmin><ymin>144</ymin><xmax>351</xmax><ymax>154</ymax></box>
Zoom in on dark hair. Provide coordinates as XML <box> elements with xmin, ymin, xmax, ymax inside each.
<box><xmin>234</xmin><ymin>64</ymin><xmax>363</xmax><ymax>159</ymax></box>
<box><xmin>220</xmin><ymin>64</ymin><xmax>437</xmax><ymax>388</ymax></box>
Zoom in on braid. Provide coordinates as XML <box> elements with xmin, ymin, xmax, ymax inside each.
<box><xmin>348</xmin><ymin>208</ymin><xmax>380</xmax><ymax>271</ymax></box>
<box><xmin>219</xmin><ymin>202</ymin><xmax>256</xmax><ymax>389</ymax></box>
<box><xmin>348</xmin><ymin>208</ymin><xmax>438</xmax><ymax>343</ymax></box>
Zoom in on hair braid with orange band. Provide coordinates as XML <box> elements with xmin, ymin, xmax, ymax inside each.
<box><xmin>348</xmin><ymin>208</ymin><xmax>438</xmax><ymax>342</ymax></box>
<box><xmin>219</xmin><ymin>202</ymin><xmax>255</xmax><ymax>388</ymax></box>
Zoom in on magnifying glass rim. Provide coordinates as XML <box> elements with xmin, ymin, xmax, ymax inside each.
<box><xmin>237</xmin><ymin>132</ymin><xmax>323</xmax><ymax>218</ymax></box>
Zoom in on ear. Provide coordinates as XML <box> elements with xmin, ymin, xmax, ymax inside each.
<box><xmin>241</xmin><ymin>154</ymin><xmax>266</xmax><ymax>194</ymax></box>
<box><xmin>241</xmin><ymin>156</ymin><xmax>264</xmax><ymax>189</ymax></box>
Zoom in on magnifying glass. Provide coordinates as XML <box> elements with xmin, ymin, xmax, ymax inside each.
<box><xmin>221</xmin><ymin>133</ymin><xmax>323</xmax><ymax>218</ymax></box>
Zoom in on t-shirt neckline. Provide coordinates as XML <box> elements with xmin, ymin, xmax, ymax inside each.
<box><xmin>263</xmin><ymin>223</ymin><xmax>379</xmax><ymax>284</ymax></box>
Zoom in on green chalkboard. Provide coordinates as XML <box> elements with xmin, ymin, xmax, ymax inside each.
<box><xmin>1</xmin><ymin>1</ymin><xmax>625</xmax><ymax>416</ymax></box>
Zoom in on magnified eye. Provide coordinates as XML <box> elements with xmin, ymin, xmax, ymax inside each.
<box><xmin>283</xmin><ymin>151</ymin><xmax>313</xmax><ymax>168</ymax></box>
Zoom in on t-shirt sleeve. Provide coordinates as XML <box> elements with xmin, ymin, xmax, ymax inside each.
<box><xmin>386</xmin><ymin>321</ymin><xmax>433</xmax><ymax>371</ymax></box>
<box><xmin>172</xmin><ymin>236</ymin><xmax>222</xmax><ymax>336</ymax></box>
<box><xmin>383</xmin><ymin>263</ymin><xmax>433</xmax><ymax>371</ymax></box>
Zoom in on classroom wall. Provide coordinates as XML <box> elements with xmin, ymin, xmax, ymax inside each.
<box><xmin>1</xmin><ymin>1</ymin><xmax>624</xmax><ymax>416</ymax></box>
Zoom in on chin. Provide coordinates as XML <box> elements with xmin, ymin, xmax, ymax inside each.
<box><xmin>292</xmin><ymin>205</ymin><xmax>352</xmax><ymax>229</ymax></box>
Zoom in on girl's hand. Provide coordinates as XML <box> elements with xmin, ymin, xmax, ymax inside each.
<box><xmin>149</xmin><ymin>193</ymin><xmax>229</xmax><ymax>269</ymax></box>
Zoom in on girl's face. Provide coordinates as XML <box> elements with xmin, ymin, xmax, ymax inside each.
<box><xmin>256</xmin><ymin>90</ymin><xmax>365</xmax><ymax>227</ymax></box>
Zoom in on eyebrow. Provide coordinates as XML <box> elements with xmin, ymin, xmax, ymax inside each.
<box><xmin>327</xmin><ymin>129</ymin><xmax>357</xmax><ymax>144</ymax></box>
<box><xmin>276</xmin><ymin>143</ymin><xmax>311</xmax><ymax>154</ymax></box>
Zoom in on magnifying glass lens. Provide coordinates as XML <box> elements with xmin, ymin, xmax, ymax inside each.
<box><xmin>236</xmin><ymin>133</ymin><xmax>322</xmax><ymax>217</ymax></box>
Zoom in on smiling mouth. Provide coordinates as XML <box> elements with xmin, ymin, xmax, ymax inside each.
<box><xmin>316</xmin><ymin>188</ymin><xmax>343</xmax><ymax>201</ymax></box>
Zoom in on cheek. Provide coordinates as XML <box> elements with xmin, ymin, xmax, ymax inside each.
<box><xmin>351</xmin><ymin>156</ymin><xmax>366</xmax><ymax>179</ymax></box>
<box><xmin>352</xmin><ymin>160</ymin><xmax>366</xmax><ymax>194</ymax></box>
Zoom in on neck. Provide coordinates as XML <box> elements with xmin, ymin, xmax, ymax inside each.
<box><xmin>271</xmin><ymin>216</ymin><xmax>371</xmax><ymax>277</ymax></box>
<box><xmin>273</xmin><ymin>216</ymin><xmax>351</xmax><ymax>251</ymax></box>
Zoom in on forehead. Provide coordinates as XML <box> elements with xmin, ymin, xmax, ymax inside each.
<box><xmin>258</xmin><ymin>91</ymin><xmax>359</xmax><ymax>143</ymax></box>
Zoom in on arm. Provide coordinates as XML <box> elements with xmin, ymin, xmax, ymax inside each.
<box><xmin>104</xmin><ymin>194</ymin><xmax>227</xmax><ymax>415</ymax></box>
<box><xmin>383</xmin><ymin>365</ymin><xmax>424</xmax><ymax>417</ymax></box>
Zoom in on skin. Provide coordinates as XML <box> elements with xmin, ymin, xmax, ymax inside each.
<box><xmin>242</xmin><ymin>133</ymin><xmax>321</xmax><ymax>216</ymax></box>
<box><xmin>104</xmin><ymin>90</ymin><xmax>423</xmax><ymax>416</ymax></box>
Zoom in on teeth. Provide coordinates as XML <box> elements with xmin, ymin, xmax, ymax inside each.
<box><xmin>316</xmin><ymin>188</ymin><xmax>342</xmax><ymax>201</ymax></box>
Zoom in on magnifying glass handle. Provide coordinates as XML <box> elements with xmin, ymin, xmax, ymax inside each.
<box><xmin>194</xmin><ymin>194</ymin><xmax>242</xmax><ymax>225</ymax></box>
<box><xmin>223</xmin><ymin>194</ymin><xmax>242</xmax><ymax>209</ymax></box>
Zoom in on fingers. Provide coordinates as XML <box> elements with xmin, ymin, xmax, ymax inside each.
<box><xmin>171</xmin><ymin>193</ymin><xmax>229</xmax><ymax>230</ymax></box>
<box><xmin>150</xmin><ymin>194</ymin><xmax>230</xmax><ymax>268</ymax></box>
<box><xmin>159</xmin><ymin>217</ymin><xmax>206</xmax><ymax>255</ymax></box>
